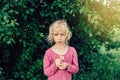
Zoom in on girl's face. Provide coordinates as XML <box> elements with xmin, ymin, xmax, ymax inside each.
<box><xmin>52</xmin><ymin>31</ymin><xmax>67</xmax><ymax>44</ymax></box>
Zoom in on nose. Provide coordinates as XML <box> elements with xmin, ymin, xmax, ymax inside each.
<box><xmin>58</xmin><ymin>35</ymin><xmax>61</xmax><ymax>39</ymax></box>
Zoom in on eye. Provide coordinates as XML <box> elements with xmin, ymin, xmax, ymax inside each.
<box><xmin>60</xmin><ymin>33</ymin><xmax>65</xmax><ymax>36</ymax></box>
<box><xmin>54</xmin><ymin>33</ymin><xmax>58</xmax><ymax>36</ymax></box>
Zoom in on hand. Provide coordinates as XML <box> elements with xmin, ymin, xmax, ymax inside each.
<box><xmin>55</xmin><ymin>56</ymin><xmax>64</xmax><ymax>67</ymax></box>
<box><xmin>55</xmin><ymin>58</ymin><xmax>62</xmax><ymax>67</ymax></box>
<box><xmin>55</xmin><ymin>56</ymin><xmax>68</xmax><ymax>70</ymax></box>
<box><xmin>58</xmin><ymin>62</ymin><xmax>68</xmax><ymax>70</ymax></box>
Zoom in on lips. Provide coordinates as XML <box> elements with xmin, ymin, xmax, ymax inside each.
<box><xmin>57</xmin><ymin>40</ymin><xmax>62</xmax><ymax>42</ymax></box>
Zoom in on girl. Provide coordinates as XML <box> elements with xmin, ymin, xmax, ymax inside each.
<box><xmin>43</xmin><ymin>19</ymin><xmax>79</xmax><ymax>80</ymax></box>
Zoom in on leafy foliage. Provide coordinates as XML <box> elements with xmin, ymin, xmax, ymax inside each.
<box><xmin>0</xmin><ymin>0</ymin><xmax>120</xmax><ymax>80</ymax></box>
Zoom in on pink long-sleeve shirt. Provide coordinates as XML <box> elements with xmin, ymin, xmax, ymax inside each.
<box><xmin>43</xmin><ymin>46</ymin><xmax>79</xmax><ymax>80</ymax></box>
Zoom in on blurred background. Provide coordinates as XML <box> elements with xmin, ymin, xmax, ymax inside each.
<box><xmin>0</xmin><ymin>0</ymin><xmax>120</xmax><ymax>80</ymax></box>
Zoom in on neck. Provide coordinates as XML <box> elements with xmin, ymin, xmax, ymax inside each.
<box><xmin>54</xmin><ymin>43</ymin><xmax>67</xmax><ymax>47</ymax></box>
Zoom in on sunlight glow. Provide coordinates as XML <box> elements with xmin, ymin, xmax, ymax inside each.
<box><xmin>95</xmin><ymin>0</ymin><xmax>120</xmax><ymax>5</ymax></box>
<box><xmin>88</xmin><ymin>0</ymin><xmax>120</xmax><ymax>42</ymax></box>
<box><xmin>103</xmin><ymin>0</ymin><xmax>110</xmax><ymax>5</ymax></box>
<box><xmin>113</xmin><ymin>28</ymin><xmax>120</xmax><ymax>42</ymax></box>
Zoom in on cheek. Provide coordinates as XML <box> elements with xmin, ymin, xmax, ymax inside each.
<box><xmin>64</xmin><ymin>36</ymin><xmax>67</xmax><ymax>39</ymax></box>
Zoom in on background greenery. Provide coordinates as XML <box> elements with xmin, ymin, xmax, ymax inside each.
<box><xmin>0</xmin><ymin>0</ymin><xmax>120</xmax><ymax>80</ymax></box>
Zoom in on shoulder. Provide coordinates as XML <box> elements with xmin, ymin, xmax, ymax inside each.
<box><xmin>69</xmin><ymin>46</ymin><xmax>77</xmax><ymax>54</ymax></box>
<box><xmin>45</xmin><ymin>48</ymin><xmax>52</xmax><ymax>55</ymax></box>
<box><xmin>68</xmin><ymin>46</ymin><xmax>78</xmax><ymax>57</ymax></box>
<box><xmin>69</xmin><ymin>46</ymin><xmax>76</xmax><ymax>51</ymax></box>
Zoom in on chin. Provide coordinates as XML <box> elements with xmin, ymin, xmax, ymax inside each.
<box><xmin>57</xmin><ymin>41</ymin><xmax>62</xmax><ymax>43</ymax></box>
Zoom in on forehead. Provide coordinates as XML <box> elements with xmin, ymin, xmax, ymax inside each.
<box><xmin>53</xmin><ymin>29</ymin><xmax>66</xmax><ymax>34</ymax></box>
<box><xmin>52</xmin><ymin>25</ymin><xmax>67</xmax><ymax>33</ymax></box>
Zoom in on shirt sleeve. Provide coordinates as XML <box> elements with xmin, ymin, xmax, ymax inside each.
<box><xmin>43</xmin><ymin>51</ymin><xmax>58</xmax><ymax>76</ymax></box>
<box><xmin>66</xmin><ymin>48</ymin><xmax>79</xmax><ymax>74</ymax></box>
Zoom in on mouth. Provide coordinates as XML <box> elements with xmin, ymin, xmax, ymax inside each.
<box><xmin>58</xmin><ymin>41</ymin><xmax>62</xmax><ymax>42</ymax></box>
<box><xmin>57</xmin><ymin>40</ymin><xmax>62</xmax><ymax>43</ymax></box>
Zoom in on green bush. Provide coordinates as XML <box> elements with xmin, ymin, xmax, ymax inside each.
<box><xmin>0</xmin><ymin>0</ymin><xmax>120</xmax><ymax>80</ymax></box>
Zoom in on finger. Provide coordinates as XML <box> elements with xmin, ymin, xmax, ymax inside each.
<box><xmin>59</xmin><ymin>56</ymin><xmax>64</xmax><ymax>60</ymax></box>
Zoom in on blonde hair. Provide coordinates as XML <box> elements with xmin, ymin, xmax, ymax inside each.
<box><xmin>47</xmin><ymin>19</ymin><xmax>72</xmax><ymax>45</ymax></box>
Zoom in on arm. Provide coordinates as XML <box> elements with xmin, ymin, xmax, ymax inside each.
<box><xmin>43</xmin><ymin>52</ymin><xmax>58</xmax><ymax>76</ymax></box>
<box><xmin>66</xmin><ymin>48</ymin><xmax>79</xmax><ymax>74</ymax></box>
